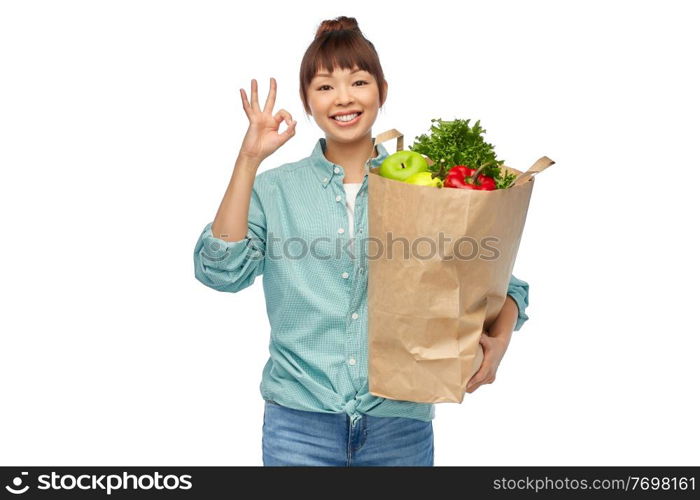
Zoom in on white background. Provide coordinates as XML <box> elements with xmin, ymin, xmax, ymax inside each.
<box><xmin>1</xmin><ymin>0</ymin><xmax>698</xmax><ymax>466</ymax></box>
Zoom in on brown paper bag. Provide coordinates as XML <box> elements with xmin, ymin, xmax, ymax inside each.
<box><xmin>367</xmin><ymin>129</ymin><xmax>554</xmax><ymax>403</ymax></box>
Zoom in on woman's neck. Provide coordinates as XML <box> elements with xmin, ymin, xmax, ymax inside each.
<box><xmin>324</xmin><ymin>134</ymin><xmax>378</xmax><ymax>182</ymax></box>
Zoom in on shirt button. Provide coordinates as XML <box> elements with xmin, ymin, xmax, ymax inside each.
<box><xmin>351</xmin><ymin>312</ymin><xmax>359</xmax><ymax>320</ymax></box>
<box><xmin>335</xmin><ymin>195</ymin><xmax>342</xmax><ymax>202</ymax></box>
<box><xmin>338</xmin><ymin>227</ymin><xmax>345</xmax><ymax>234</ymax></box>
<box><xmin>348</xmin><ymin>358</ymin><xmax>356</xmax><ymax>366</ymax></box>
<box><xmin>334</xmin><ymin>167</ymin><xmax>340</xmax><ymax>174</ymax></box>
<box><xmin>322</xmin><ymin>177</ymin><xmax>328</xmax><ymax>183</ymax></box>
<box><xmin>359</xmin><ymin>268</ymin><xmax>364</xmax><ymax>274</ymax></box>
<box><xmin>341</xmin><ymin>272</ymin><xmax>349</xmax><ymax>279</ymax></box>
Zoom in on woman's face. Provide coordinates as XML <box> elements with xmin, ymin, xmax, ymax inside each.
<box><xmin>307</xmin><ymin>65</ymin><xmax>387</xmax><ymax>144</ymax></box>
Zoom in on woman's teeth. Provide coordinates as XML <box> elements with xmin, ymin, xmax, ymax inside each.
<box><xmin>334</xmin><ymin>113</ymin><xmax>359</xmax><ymax>122</ymax></box>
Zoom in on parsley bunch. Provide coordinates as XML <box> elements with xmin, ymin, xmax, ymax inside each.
<box><xmin>409</xmin><ymin>118</ymin><xmax>516</xmax><ymax>189</ymax></box>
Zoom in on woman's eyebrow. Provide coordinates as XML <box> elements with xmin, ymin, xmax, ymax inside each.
<box><xmin>314</xmin><ymin>69</ymin><xmax>365</xmax><ymax>78</ymax></box>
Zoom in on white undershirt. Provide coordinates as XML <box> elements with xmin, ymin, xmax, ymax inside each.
<box><xmin>343</xmin><ymin>182</ymin><xmax>362</xmax><ymax>240</ymax></box>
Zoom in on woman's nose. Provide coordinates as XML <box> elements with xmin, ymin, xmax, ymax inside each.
<box><xmin>335</xmin><ymin>86</ymin><xmax>354</xmax><ymax>104</ymax></box>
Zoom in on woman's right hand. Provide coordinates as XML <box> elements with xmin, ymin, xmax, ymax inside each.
<box><xmin>239</xmin><ymin>77</ymin><xmax>297</xmax><ymax>163</ymax></box>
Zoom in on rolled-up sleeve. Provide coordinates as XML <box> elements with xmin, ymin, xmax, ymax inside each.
<box><xmin>193</xmin><ymin>178</ymin><xmax>266</xmax><ymax>293</ymax></box>
<box><xmin>506</xmin><ymin>274</ymin><xmax>530</xmax><ymax>331</ymax></box>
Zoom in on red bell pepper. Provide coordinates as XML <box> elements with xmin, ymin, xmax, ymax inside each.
<box><xmin>443</xmin><ymin>165</ymin><xmax>497</xmax><ymax>191</ymax></box>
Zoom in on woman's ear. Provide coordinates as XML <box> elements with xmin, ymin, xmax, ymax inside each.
<box><xmin>381</xmin><ymin>80</ymin><xmax>389</xmax><ymax>107</ymax></box>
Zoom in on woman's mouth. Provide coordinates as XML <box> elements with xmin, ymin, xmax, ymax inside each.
<box><xmin>331</xmin><ymin>111</ymin><xmax>362</xmax><ymax>127</ymax></box>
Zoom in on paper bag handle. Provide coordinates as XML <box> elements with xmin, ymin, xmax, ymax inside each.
<box><xmin>509</xmin><ymin>156</ymin><xmax>556</xmax><ymax>188</ymax></box>
<box><xmin>374</xmin><ymin>129</ymin><xmax>404</xmax><ymax>151</ymax></box>
<box><xmin>373</xmin><ymin>129</ymin><xmax>437</xmax><ymax>167</ymax></box>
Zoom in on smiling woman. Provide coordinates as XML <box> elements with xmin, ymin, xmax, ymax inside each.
<box><xmin>297</xmin><ymin>19</ymin><xmax>390</xmax><ymax>182</ymax></box>
<box><xmin>194</xmin><ymin>15</ymin><xmax>439</xmax><ymax>467</ymax></box>
<box><xmin>312</xmin><ymin>67</ymin><xmax>373</xmax><ymax>126</ymax></box>
<box><xmin>299</xmin><ymin>19</ymin><xmax>388</xmax><ymax>117</ymax></box>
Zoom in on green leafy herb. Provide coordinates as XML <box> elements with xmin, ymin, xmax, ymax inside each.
<box><xmin>409</xmin><ymin>118</ymin><xmax>516</xmax><ymax>189</ymax></box>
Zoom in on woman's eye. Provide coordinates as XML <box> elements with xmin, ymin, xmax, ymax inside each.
<box><xmin>317</xmin><ymin>81</ymin><xmax>369</xmax><ymax>91</ymax></box>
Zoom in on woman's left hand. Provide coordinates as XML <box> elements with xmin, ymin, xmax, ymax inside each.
<box><xmin>466</xmin><ymin>331</ymin><xmax>509</xmax><ymax>393</ymax></box>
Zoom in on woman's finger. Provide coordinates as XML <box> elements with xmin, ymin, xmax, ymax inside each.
<box><xmin>466</xmin><ymin>379</ymin><xmax>481</xmax><ymax>392</ymax></box>
<box><xmin>285</xmin><ymin>119</ymin><xmax>297</xmax><ymax>138</ymax></box>
<box><xmin>479</xmin><ymin>332</ymin><xmax>492</xmax><ymax>350</ymax></box>
<box><xmin>273</xmin><ymin>109</ymin><xmax>295</xmax><ymax>132</ymax></box>
<box><xmin>240</xmin><ymin>88</ymin><xmax>251</xmax><ymax>119</ymax></box>
<box><xmin>467</xmin><ymin>364</ymin><xmax>488</xmax><ymax>391</ymax></box>
<box><xmin>467</xmin><ymin>342</ymin><xmax>494</xmax><ymax>391</ymax></box>
<box><xmin>251</xmin><ymin>78</ymin><xmax>260</xmax><ymax>112</ymax></box>
<box><xmin>468</xmin><ymin>371</ymin><xmax>485</xmax><ymax>386</ymax></box>
<box><xmin>280</xmin><ymin>119</ymin><xmax>297</xmax><ymax>140</ymax></box>
<box><xmin>275</xmin><ymin>108</ymin><xmax>293</xmax><ymax>125</ymax></box>
<box><xmin>263</xmin><ymin>77</ymin><xmax>277</xmax><ymax>115</ymax></box>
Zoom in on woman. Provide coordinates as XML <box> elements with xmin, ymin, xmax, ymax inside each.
<box><xmin>193</xmin><ymin>16</ymin><xmax>530</xmax><ymax>466</ymax></box>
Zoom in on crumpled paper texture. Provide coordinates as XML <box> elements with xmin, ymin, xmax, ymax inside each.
<box><xmin>367</xmin><ymin>163</ymin><xmax>535</xmax><ymax>403</ymax></box>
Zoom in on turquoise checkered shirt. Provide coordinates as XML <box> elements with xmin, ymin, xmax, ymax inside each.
<box><xmin>193</xmin><ymin>137</ymin><xmax>530</xmax><ymax>425</ymax></box>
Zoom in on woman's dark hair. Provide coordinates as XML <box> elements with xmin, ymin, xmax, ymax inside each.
<box><xmin>299</xmin><ymin>16</ymin><xmax>387</xmax><ymax>116</ymax></box>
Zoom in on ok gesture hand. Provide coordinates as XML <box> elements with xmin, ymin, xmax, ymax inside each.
<box><xmin>239</xmin><ymin>77</ymin><xmax>297</xmax><ymax>162</ymax></box>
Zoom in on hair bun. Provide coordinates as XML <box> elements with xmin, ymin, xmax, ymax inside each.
<box><xmin>314</xmin><ymin>16</ymin><xmax>361</xmax><ymax>39</ymax></box>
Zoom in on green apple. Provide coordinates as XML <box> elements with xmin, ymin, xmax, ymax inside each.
<box><xmin>404</xmin><ymin>171</ymin><xmax>443</xmax><ymax>188</ymax></box>
<box><xmin>378</xmin><ymin>150</ymin><xmax>428</xmax><ymax>182</ymax></box>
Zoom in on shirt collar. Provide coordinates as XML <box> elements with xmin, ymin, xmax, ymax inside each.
<box><xmin>310</xmin><ymin>137</ymin><xmax>390</xmax><ymax>188</ymax></box>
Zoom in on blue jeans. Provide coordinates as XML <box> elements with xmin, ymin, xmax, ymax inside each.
<box><xmin>262</xmin><ymin>400</ymin><xmax>434</xmax><ymax>466</ymax></box>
